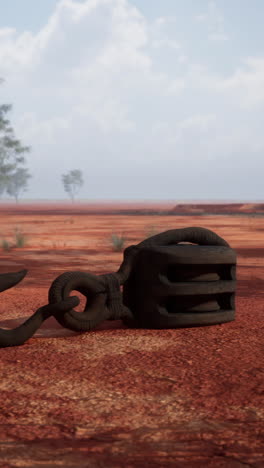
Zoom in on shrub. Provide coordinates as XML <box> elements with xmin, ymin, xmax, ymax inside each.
<box><xmin>110</xmin><ymin>233</ymin><xmax>126</xmax><ymax>251</ymax></box>
<box><xmin>2</xmin><ymin>239</ymin><xmax>11</xmax><ymax>251</ymax></box>
<box><xmin>14</xmin><ymin>227</ymin><xmax>27</xmax><ymax>247</ymax></box>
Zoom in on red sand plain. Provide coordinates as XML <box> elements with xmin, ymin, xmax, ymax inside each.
<box><xmin>0</xmin><ymin>202</ymin><xmax>263</xmax><ymax>467</ymax></box>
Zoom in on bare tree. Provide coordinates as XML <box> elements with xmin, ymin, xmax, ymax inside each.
<box><xmin>61</xmin><ymin>169</ymin><xmax>84</xmax><ymax>203</ymax></box>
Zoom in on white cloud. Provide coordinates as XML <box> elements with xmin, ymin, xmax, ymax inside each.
<box><xmin>195</xmin><ymin>0</ymin><xmax>229</xmax><ymax>42</ymax></box>
<box><xmin>220</xmin><ymin>57</ymin><xmax>264</xmax><ymax>106</ymax></box>
<box><xmin>178</xmin><ymin>54</ymin><xmax>188</xmax><ymax>64</ymax></box>
<box><xmin>0</xmin><ymin>27</ymin><xmax>17</xmax><ymax>37</ymax></box>
<box><xmin>0</xmin><ymin>0</ymin><xmax>263</xmax><ymax>200</ymax></box>
<box><xmin>0</xmin><ymin>0</ymin><xmax>154</xmax><ymax>133</ymax></box>
<box><xmin>209</xmin><ymin>32</ymin><xmax>228</xmax><ymax>42</ymax></box>
<box><xmin>154</xmin><ymin>16</ymin><xmax>177</xmax><ymax>27</ymax></box>
<box><xmin>194</xmin><ymin>14</ymin><xmax>208</xmax><ymax>22</ymax></box>
<box><xmin>1</xmin><ymin>0</ymin><xmax>189</xmax><ymax>135</ymax></box>
<box><xmin>179</xmin><ymin>114</ymin><xmax>216</xmax><ymax>131</ymax></box>
<box><xmin>151</xmin><ymin>38</ymin><xmax>181</xmax><ymax>50</ymax></box>
<box><xmin>0</xmin><ymin>29</ymin><xmax>35</xmax><ymax>69</ymax></box>
<box><xmin>149</xmin><ymin>114</ymin><xmax>216</xmax><ymax>152</ymax></box>
<box><xmin>16</xmin><ymin>112</ymin><xmax>71</xmax><ymax>144</ymax></box>
<box><xmin>195</xmin><ymin>57</ymin><xmax>264</xmax><ymax>108</ymax></box>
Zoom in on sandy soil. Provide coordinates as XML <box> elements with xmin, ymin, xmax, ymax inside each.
<box><xmin>0</xmin><ymin>204</ymin><xmax>263</xmax><ymax>467</ymax></box>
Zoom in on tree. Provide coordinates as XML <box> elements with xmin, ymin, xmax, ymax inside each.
<box><xmin>61</xmin><ymin>169</ymin><xmax>84</xmax><ymax>203</ymax></box>
<box><xmin>5</xmin><ymin>167</ymin><xmax>32</xmax><ymax>203</ymax></box>
<box><xmin>0</xmin><ymin>78</ymin><xmax>31</xmax><ymax>201</ymax></box>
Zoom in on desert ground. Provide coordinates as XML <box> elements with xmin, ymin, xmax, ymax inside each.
<box><xmin>0</xmin><ymin>202</ymin><xmax>263</xmax><ymax>467</ymax></box>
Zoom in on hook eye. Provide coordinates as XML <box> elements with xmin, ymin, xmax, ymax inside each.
<box><xmin>48</xmin><ymin>271</ymin><xmax>110</xmax><ymax>331</ymax></box>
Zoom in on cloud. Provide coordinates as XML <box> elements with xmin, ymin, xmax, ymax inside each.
<box><xmin>195</xmin><ymin>0</ymin><xmax>229</xmax><ymax>42</ymax></box>
<box><xmin>148</xmin><ymin>113</ymin><xmax>217</xmax><ymax>159</ymax></box>
<box><xmin>154</xmin><ymin>16</ymin><xmax>177</xmax><ymax>27</ymax></box>
<box><xmin>219</xmin><ymin>57</ymin><xmax>264</xmax><ymax>106</ymax></box>
<box><xmin>194</xmin><ymin>14</ymin><xmax>208</xmax><ymax>22</ymax></box>
<box><xmin>208</xmin><ymin>32</ymin><xmax>228</xmax><ymax>42</ymax></box>
<box><xmin>16</xmin><ymin>112</ymin><xmax>71</xmax><ymax>144</ymax></box>
<box><xmin>195</xmin><ymin>56</ymin><xmax>264</xmax><ymax>108</ymax></box>
<box><xmin>151</xmin><ymin>38</ymin><xmax>181</xmax><ymax>50</ymax></box>
<box><xmin>1</xmin><ymin>0</ymin><xmax>188</xmax><ymax>136</ymax></box>
<box><xmin>0</xmin><ymin>0</ymin><xmax>263</xmax><ymax>200</ymax></box>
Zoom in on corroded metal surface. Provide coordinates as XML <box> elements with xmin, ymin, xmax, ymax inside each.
<box><xmin>0</xmin><ymin>227</ymin><xmax>237</xmax><ymax>346</ymax></box>
<box><xmin>123</xmin><ymin>244</ymin><xmax>236</xmax><ymax>329</ymax></box>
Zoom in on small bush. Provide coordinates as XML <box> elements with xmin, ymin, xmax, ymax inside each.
<box><xmin>110</xmin><ymin>233</ymin><xmax>126</xmax><ymax>251</ymax></box>
<box><xmin>14</xmin><ymin>227</ymin><xmax>27</xmax><ymax>247</ymax></box>
<box><xmin>65</xmin><ymin>217</ymin><xmax>74</xmax><ymax>224</ymax></box>
<box><xmin>2</xmin><ymin>239</ymin><xmax>11</xmax><ymax>251</ymax></box>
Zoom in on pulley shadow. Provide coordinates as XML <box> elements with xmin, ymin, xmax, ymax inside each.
<box><xmin>0</xmin><ymin>315</ymin><xmax>128</xmax><ymax>339</ymax></box>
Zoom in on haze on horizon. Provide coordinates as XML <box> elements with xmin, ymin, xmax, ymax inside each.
<box><xmin>0</xmin><ymin>0</ymin><xmax>263</xmax><ymax>202</ymax></box>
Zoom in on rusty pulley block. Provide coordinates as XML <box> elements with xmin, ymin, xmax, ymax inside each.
<box><xmin>122</xmin><ymin>243</ymin><xmax>236</xmax><ymax>328</ymax></box>
<box><xmin>0</xmin><ymin>227</ymin><xmax>237</xmax><ymax>347</ymax></box>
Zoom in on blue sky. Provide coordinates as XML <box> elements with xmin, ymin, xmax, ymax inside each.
<box><xmin>0</xmin><ymin>0</ymin><xmax>263</xmax><ymax>201</ymax></box>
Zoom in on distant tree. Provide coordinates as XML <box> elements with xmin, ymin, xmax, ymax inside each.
<box><xmin>5</xmin><ymin>167</ymin><xmax>32</xmax><ymax>203</ymax></box>
<box><xmin>61</xmin><ymin>169</ymin><xmax>84</xmax><ymax>203</ymax></box>
<box><xmin>0</xmin><ymin>78</ymin><xmax>31</xmax><ymax>200</ymax></box>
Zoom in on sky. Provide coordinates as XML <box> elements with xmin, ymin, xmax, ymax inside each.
<box><xmin>0</xmin><ymin>0</ymin><xmax>264</xmax><ymax>202</ymax></box>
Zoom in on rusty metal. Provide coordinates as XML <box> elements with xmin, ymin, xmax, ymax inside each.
<box><xmin>122</xmin><ymin>244</ymin><xmax>236</xmax><ymax>328</ymax></box>
<box><xmin>0</xmin><ymin>227</ymin><xmax>237</xmax><ymax>347</ymax></box>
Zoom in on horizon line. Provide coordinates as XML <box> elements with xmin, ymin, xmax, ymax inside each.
<box><xmin>0</xmin><ymin>198</ymin><xmax>264</xmax><ymax>203</ymax></box>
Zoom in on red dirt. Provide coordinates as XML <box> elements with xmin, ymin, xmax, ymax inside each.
<box><xmin>0</xmin><ymin>203</ymin><xmax>263</xmax><ymax>467</ymax></box>
<box><xmin>1</xmin><ymin>200</ymin><xmax>263</xmax><ymax>215</ymax></box>
<box><xmin>171</xmin><ymin>203</ymin><xmax>264</xmax><ymax>215</ymax></box>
